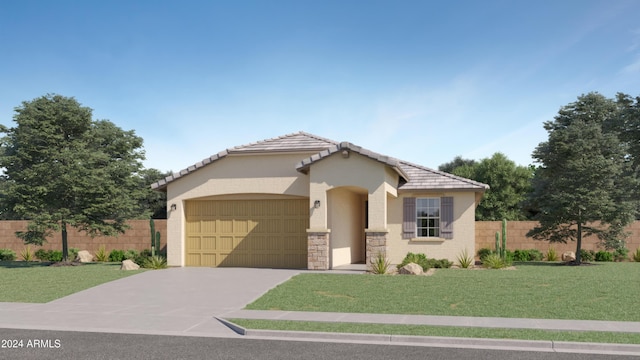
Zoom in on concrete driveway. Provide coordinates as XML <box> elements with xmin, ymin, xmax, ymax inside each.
<box><xmin>0</xmin><ymin>267</ymin><xmax>301</xmax><ymax>337</ymax></box>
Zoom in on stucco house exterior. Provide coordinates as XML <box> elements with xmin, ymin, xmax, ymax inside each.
<box><xmin>151</xmin><ymin>132</ymin><xmax>488</xmax><ymax>270</ymax></box>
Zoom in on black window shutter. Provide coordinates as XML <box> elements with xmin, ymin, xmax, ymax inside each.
<box><xmin>403</xmin><ymin>197</ymin><xmax>416</xmax><ymax>239</ymax></box>
<box><xmin>441</xmin><ymin>196</ymin><xmax>454</xmax><ymax>239</ymax></box>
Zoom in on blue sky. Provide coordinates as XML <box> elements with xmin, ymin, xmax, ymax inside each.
<box><xmin>1</xmin><ymin>0</ymin><xmax>639</xmax><ymax>173</ymax></box>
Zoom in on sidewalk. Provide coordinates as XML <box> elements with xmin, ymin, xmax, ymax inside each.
<box><xmin>218</xmin><ymin>310</ymin><xmax>640</xmax><ymax>355</ymax></box>
<box><xmin>223</xmin><ymin>309</ymin><xmax>640</xmax><ymax>333</ymax></box>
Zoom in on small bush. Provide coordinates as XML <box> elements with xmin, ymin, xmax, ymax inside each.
<box><xmin>580</xmin><ymin>249</ymin><xmax>595</xmax><ymax>262</ymax></box>
<box><xmin>546</xmin><ymin>247</ymin><xmax>558</xmax><ymax>261</ymax></box>
<box><xmin>594</xmin><ymin>250</ymin><xmax>613</xmax><ymax>262</ymax></box>
<box><xmin>613</xmin><ymin>248</ymin><xmax>629</xmax><ymax>262</ymax></box>
<box><xmin>49</xmin><ymin>250</ymin><xmax>63</xmax><ymax>262</ymax></box>
<box><xmin>369</xmin><ymin>252</ymin><xmax>391</xmax><ymax>274</ymax></box>
<box><xmin>94</xmin><ymin>245</ymin><xmax>109</xmax><ymax>262</ymax></box>
<box><xmin>427</xmin><ymin>258</ymin><xmax>453</xmax><ymax>269</ymax></box>
<box><xmin>456</xmin><ymin>248</ymin><xmax>474</xmax><ymax>268</ymax></box>
<box><xmin>123</xmin><ymin>249</ymin><xmax>138</xmax><ymax>260</ymax></box>
<box><xmin>477</xmin><ymin>248</ymin><xmax>493</xmax><ymax>261</ymax></box>
<box><xmin>20</xmin><ymin>246</ymin><xmax>35</xmax><ymax>261</ymax></box>
<box><xmin>35</xmin><ymin>249</ymin><xmax>50</xmax><ymax>261</ymax></box>
<box><xmin>397</xmin><ymin>252</ymin><xmax>430</xmax><ymax>271</ymax></box>
<box><xmin>142</xmin><ymin>255</ymin><xmax>167</xmax><ymax>269</ymax></box>
<box><xmin>134</xmin><ymin>249</ymin><xmax>152</xmax><ymax>266</ymax></box>
<box><xmin>0</xmin><ymin>248</ymin><xmax>17</xmax><ymax>261</ymax></box>
<box><xmin>633</xmin><ymin>248</ymin><xmax>640</xmax><ymax>262</ymax></box>
<box><xmin>69</xmin><ymin>248</ymin><xmax>80</xmax><ymax>260</ymax></box>
<box><xmin>513</xmin><ymin>249</ymin><xmax>543</xmax><ymax>262</ymax></box>
<box><xmin>482</xmin><ymin>253</ymin><xmax>511</xmax><ymax>269</ymax></box>
<box><xmin>109</xmin><ymin>249</ymin><xmax>125</xmax><ymax>262</ymax></box>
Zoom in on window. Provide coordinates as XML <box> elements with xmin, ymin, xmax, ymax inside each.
<box><xmin>416</xmin><ymin>198</ymin><xmax>440</xmax><ymax>237</ymax></box>
<box><xmin>402</xmin><ymin>196</ymin><xmax>453</xmax><ymax>239</ymax></box>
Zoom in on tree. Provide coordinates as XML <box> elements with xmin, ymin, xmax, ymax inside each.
<box><xmin>526</xmin><ymin>93</ymin><xmax>638</xmax><ymax>263</ymax></box>
<box><xmin>137</xmin><ymin>168</ymin><xmax>171</xmax><ymax>219</ymax></box>
<box><xmin>0</xmin><ymin>94</ymin><xmax>149</xmax><ymax>261</ymax></box>
<box><xmin>438</xmin><ymin>156</ymin><xmax>477</xmax><ymax>175</ymax></box>
<box><xmin>439</xmin><ymin>153</ymin><xmax>534</xmax><ymax>220</ymax></box>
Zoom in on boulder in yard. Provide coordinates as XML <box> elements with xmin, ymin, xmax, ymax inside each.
<box><xmin>75</xmin><ymin>250</ymin><xmax>93</xmax><ymax>263</ymax></box>
<box><xmin>120</xmin><ymin>259</ymin><xmax>140</xmax><ymax>270</ymax></box>
<box><xmin>562</xmin><ymin>251</ymin><xmax>576</xmax><ymax>262</ymax></box>
<box><xmin>398</xmin><ymin>262</ymin><xmax>423</xmax><ymax>275</ymax></box>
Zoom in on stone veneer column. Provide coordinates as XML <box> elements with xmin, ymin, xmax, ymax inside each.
<box><xmin>307</xmin><ymin>230</ymin><xmax>330</xmax><ymax>270</ymax></box>
<box><xmin>365</xmin><ymin>229</ymin><xmax>388</xmax><ymax>268</ymax></box>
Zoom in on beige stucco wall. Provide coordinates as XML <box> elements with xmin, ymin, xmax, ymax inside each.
<box><xmin>165</xmin><ymin>153</ymin><xmax>314</xmax><ymax>266</ymax></box>
<box><xmin>328</xmin><ymin>187</ymin><xmax>365</xmax><ymax>267</ymax></box>
<box><xmin>308</xmin><ymin>152</ymin><xmax>399</xmax><ymax>230</ymax></box>
<box><xmin>387</xmin><ymin>191</ymin><xmax>477</xmax><ymax>264</ymax></box>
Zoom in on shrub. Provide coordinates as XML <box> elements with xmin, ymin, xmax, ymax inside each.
<box><xmin>613</xmin><ymin>248</ymin><xmax>629</xmax><ymax>262</ymax></box>
<box><xmin>512</xmin><ymin>249</ymin><xmax>543</xmax><ymax>262</ymax></box>
<box><xmin>0</xmin><ymin>248</ymin><xmax>17</xmax><ymax>261</ymax></box>
<box><xmin>134</xmin><ymin>249</ymin><xmax>152</xmax><ymax>266</ymax></box>
<box><xmin>633</xmin><ymin>248</ymin><xmax>640</xmax><ymax>262</ymax></box>
<box><xmin>546</xmin><ymin>247</ymin><xmax>558</xmax><ymax>261</ymax></box>
<box><xmin>69</xmin><ymin>248</ymin><xmax>80</xmax><ymax>260</ymax></box>
<box><xmin>142</xmin><ymin>255</ymin><xmax>167</xmax><ymax>269</ymax></box>
<box><xmin>109</xmin><ymin>249</ymin><xmax>125</xmax><ymax>262</ymax></box>
<box><xmin>456</xmin><ymin>248</ymin><xmax>474</xmax><ymax>268</ymax></box>
<box><xmin>427</xmin><ymin>258</ymin><xmax>453</xmax><ymax>269</ymax></box>
<box><xmin>482</xmin><ymin>253</ymin><xmax>511</xmax><ymax>269</ymax></box>
<box><xmin>369</xmin><ymin>252</ymin><xmax>391</xmax><ymax>274</ymax></box>
<box><xmin>580</xmin><ymin>249</ymin><xmax>595</xmax><ymax>262</ymax></box>
<box><xmin>397</xmin><ymin>252</ymin><xmax>430</xmax><ymax>271</ymax></box>
<box><xmin>123</xmin><ymin>249</ymin><xmax>138</xmax><ymax>260</ymax></box>
<box><xmin>94</xmin><ymin>245</ymin><xmax>109</xmax><ymax>262</ymax></box>
<box><xmin>35</xmin><ymin>249</ymin><xmax>50</xmax><ymax>261</ymax></box>
<box><xmin>20</xmin><ymin>246</ymin><xmax>34</xmax><ymax>261</ymax></box>
<box><xmin>49</xmin><ymin>250</ymin><xmax>63</xmax><ymax>262</ymax></box>
<box><xmin>594</xmin><ymin>250</ymin><xmax>613</xmax><ymax>262</ymax></box>
<box><xmin>477</xmin><ymin>248</ymin><xmax>493</xmax><ymax>261</ymax></box>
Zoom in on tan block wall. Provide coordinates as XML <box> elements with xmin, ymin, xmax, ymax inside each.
<box><xmin>475</xmin><ymin>221</ymin><xmax>640</xmax><ymax>256</ymax></box>
<box><xmin>0</xmin><ymin>220</ymin><xmax>167</xmax><ymax>256</ymax></box>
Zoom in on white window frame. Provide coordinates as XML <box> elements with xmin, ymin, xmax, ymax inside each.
<box><xmin>416</xmin><ymin>197</ymin><xmax>440</xmax><ymax>237</ymax></box>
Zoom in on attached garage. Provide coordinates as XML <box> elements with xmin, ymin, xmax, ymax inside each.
<box><xmin>185</xmin><ymin>199</ymin><xmax>309</xmax><ymax>268</ymax></box>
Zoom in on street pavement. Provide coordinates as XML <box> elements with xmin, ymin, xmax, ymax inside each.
<box><xmin>0</xmin><ymin>267</ymin><xmax>638</xmax><ymax>356</ymax></box>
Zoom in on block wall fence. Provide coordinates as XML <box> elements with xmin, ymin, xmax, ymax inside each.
<box><xmin>476</xmin><ymin>221</ymin><xmax>640</xmax><ymax>256</ymax></box>
<box><xmin>0</xmin><ymin>220</ymin><xmax>639</xmax><ymax>259</ymax></box>
<box><xmin>0</xmin><ymin>220</ymin><xmax>167</xmax><ymax>255</ymax></box>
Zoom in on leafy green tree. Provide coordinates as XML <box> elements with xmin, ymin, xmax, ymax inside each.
<box><xmin>137</xmin><ymin>168</ymin><xmax>171</xmax><ymax>219</ymax></box>
<box><xmin>0</xmin><ymin>94</ymin><xmax>149</xmax><ymax>261</ymax></box>
<box><xmin>440</xmin><ymin>153</ymin><xmax>534</xmax><ymax>220</ymax></box>
<box><xmin>438</xmin><ymin>156</ymin><xmax>476</xmax><ymax>174</ymax></box>
<box><xmin>526</xmin><ymin>93</ymin><xmax>638</xmax><ymax>263</ymax></box>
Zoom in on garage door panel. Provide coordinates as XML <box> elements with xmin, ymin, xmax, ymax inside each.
<box><xmin>186</xmin><ymin>199</ymin><xmax>308</xmax><ymax>268</ymax></box>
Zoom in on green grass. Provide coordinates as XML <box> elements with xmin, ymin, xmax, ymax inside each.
<box><xmin>247</xmin><ymin>263</ymin><xmax>639</xmax><ymax>321</ymax></box>
<box><xmin>0</xmin><ymin>261</ymin><xmax>145</xmax><ymax>303</ymax></box>
<box><xmin>229</xmin><ymin>319</ymin><xmax>640</xmax><ymax>345</ymax></box>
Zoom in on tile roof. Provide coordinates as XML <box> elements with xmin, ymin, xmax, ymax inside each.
<box><xmin>398</xmin><ymin>161</ymin><xmax>489</xmax><ymax>191</ymax></box>
<box><xmin>151</xmin><ymin>131</ymin><xmax>489</xmax><ymax>192</ymax></box>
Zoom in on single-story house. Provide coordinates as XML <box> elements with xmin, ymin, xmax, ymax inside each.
<box><xmin>151</xmin><ymin>132</ymin><xmax>488</xmax><ymax>270</ymax></box>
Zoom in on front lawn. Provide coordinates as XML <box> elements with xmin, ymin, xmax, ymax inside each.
<box><xmin>0</xmin><ymin>261</ymin><xmax>145</xmax><ymax>303</ymax></box>
<box><xmin>246</xmin><ymin>263</ymin><xmax>639</xmax><ymax>321</ymax></box>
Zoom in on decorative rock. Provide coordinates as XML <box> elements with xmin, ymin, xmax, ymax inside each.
<box><xmin>399</xmin><ymin>262</ymin><xmax>423</xmax><ymax>275</ymax></box>
<box><xmin>562</xmin><ymin>251</ymin><xmax>576</xmax><ymax>262</ymax></box>
<box><xmin>75</xmin><ymin>250</ymin><xmax>93</xmax><ymax>263</ymax></box>
<box><xmin>120</xmin><ymin>259</ymin><xmax>140</xmax><ymax>270</ymax></box>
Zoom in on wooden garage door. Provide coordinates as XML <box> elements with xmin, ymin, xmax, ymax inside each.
<box><xmin>185</xmin><ymin>199</ymin><xmax>309</xmax><ymax>268</ymax></box>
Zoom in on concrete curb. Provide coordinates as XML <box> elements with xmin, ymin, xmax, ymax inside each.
<box><xmin>219</xmin><ymin>319</ymin><xmax>640</xmax><ymax>356</ymax></box>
